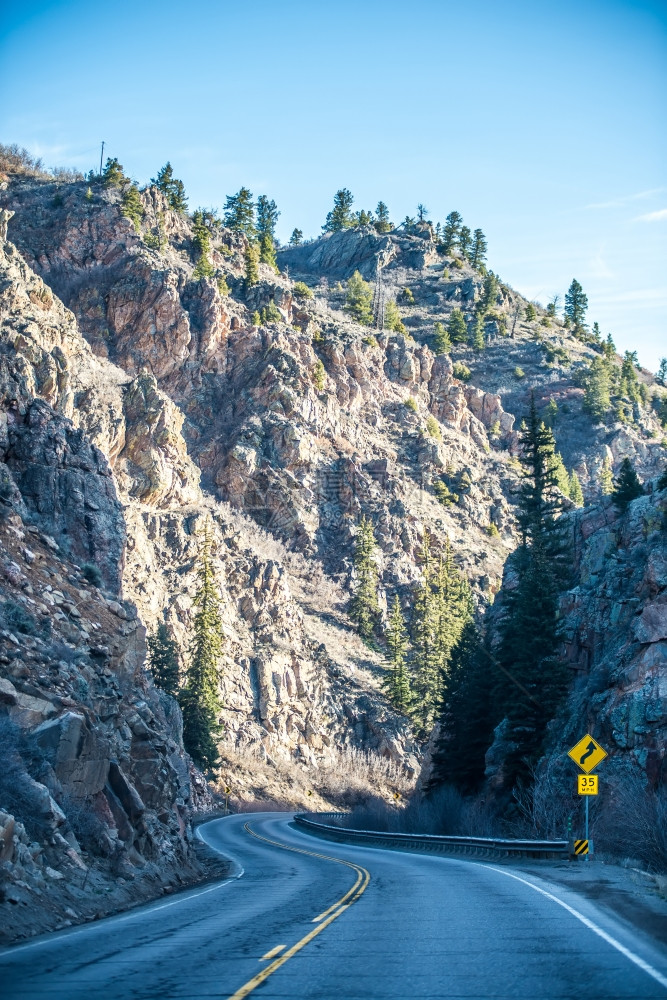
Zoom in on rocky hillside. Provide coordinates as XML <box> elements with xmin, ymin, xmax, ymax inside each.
<box><xmin>0</xmin><ymin>162</ymin><xmax>665</xmax><ymax>896</ymax></box>
<box><xmin>474</xmin><ymin>480</ymin><xmax>667</xmax><ymax>805</ymax></box>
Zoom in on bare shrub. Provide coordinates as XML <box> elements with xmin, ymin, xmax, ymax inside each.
<box><xmin>0</xmin><ymin>143</ymin><xmax>47</xmax><ymax>177</ymax></box>
<box><xmin>594</xmin><ymin>773</ymin><xmax>667</xmax><ymax>873</ymax></box>
<box><xmin>60</xmin><ymin>794</ymin><xmax>107</xmax><ymax>854</ymax></box>
<box><xmin>342</xmin><ymin>785</ymin><xmax>500</xmax><ymax>837</ymax></box>
<box><xmin>509</xmin><ymin>756</ymin><xmax>575</xmax><ymax>840</ymax></box>
<box><xmin>0</xmin><ymin>716</ymin><xmax>51</xmax><ymax>840</ymax></box>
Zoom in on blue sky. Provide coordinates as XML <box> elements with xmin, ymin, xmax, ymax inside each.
<box><xmin>1</xmin><ymin>0</ymin><xmax>665</xmax><ymax>369</ymax></box>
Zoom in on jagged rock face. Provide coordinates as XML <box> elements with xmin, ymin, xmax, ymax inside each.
<box><xmin>1</xmin><ymin>173</ymin><xmax>665</xmax><ymax>816</ymax></box>
<box><xmin>555</xmin><ymin>487</ymin><xmax>666</xmax><ymax>786</ymax></box>
<box><xmin>0</xmin><ymin>515</ymin><xmax>207</xmax><ymax>887</ymax></box>
<box><xmin>0</xmin><ymin>218</ymin><xmax>416</xmax><ymax>822</ymax></box>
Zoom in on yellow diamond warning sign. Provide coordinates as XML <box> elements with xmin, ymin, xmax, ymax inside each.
<box><xmin>568</xmin><ymin>734</ymin><xmax>607</xmax><ymax>773</ymax></box>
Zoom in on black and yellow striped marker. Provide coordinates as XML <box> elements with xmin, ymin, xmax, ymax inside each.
<box><xmin>574</xmin><ymin>839</ymin><xmax>589</xmax><ymax>855</ymax></box>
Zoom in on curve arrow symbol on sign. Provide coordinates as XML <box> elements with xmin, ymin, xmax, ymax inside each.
<box><xmin>579</xmin><ymin>741</ymin><xmax>597</xmax><ymax>766</ymax></box>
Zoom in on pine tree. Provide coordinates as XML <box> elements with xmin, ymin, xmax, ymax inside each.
<box><xmin>121</xmin><ymin>184</ymin><xmax>144</xmax><ymax>231</ymax></box>
<box><xmin>470</xmin><ymin>229</ymin><xmax>487</xmax><ymax>269</ymax></box>
<box><xmin>591</xmin><ymin>321</ymin><xmax>602</xmax><ymax>345</ymax></box>
<box><xmin>620</xmin><ymin>351</ymin><xmax>641</xmax><ymax>403</ymax></box>
<box><xmin>447</xmin><ymin>308</ymin><xmax>468</xmax><ymax>344</ymax></box>
<box><xmin>433</xmin><ymin>321</ymin><xmax>451</xmax><ymax>355</ymax></box>
<box><xmin>152</xmin><ymin>162</ymin><xmax>188</xmax><ymax>212</ymax></box>
<box><xmin>470</xmin><ymin>315</ymin><xmax>485</xmax><ymax>350</ymax></box>
<box><xmin>565</xmin><ymin>278</ymin><xmax>588</xmax><ymax>334</ymax></box>
<box><xmin>148</xmin><ymin>623</ymin><xmax>180</xmax><ymax>698</ymax></box>
<box><xmin>345</xmin><ymin>270</ymin><xmax>373</xmax><ymax>325</ymax></box>
<box><xmin>179</xmin><ymin>522</ymin><xmax>224</xmax><ymax>770</ymax></box>
<box><xmin>223</xmin><ymin>187</ymin><xmax>256</xmax><ymax>237</ymax></box>
<box><xmin>289</xmin><ymin>228</ymin><xmax>303</xmax><ymax>246</ymax></box>
<box><xmin>656</xmin><ymin>358</ymin><xmax>667</xmax><ymax>387</ymax></box>
<box><xmin>441</xmin><ymin>211</ymin><xmax>462</xmax><ymax>253</ymax></box>
<box><xmin>458</xmin><ymin>225</ymin><xmax>472</xmax><ymax>260</ymax></box>
<box><xmin>417</xmin><ymin>203</ymin><xmax>429</xmax><ymax>223</ymax></box>
<box><xmin>496</xmin><ymin>394</ymin><xmax>569</xmax><ymax>788</ymax></box>
<box><xmin>256</xmin><ymin>195</ymin><xmax>279</xmax><ymax>270</ymax></box>
<box><xmin>427</xmin><ymin>621</ymin><xmax>494</xmax><ymax>795</ymax></box>
<box><xmin>384</xmin><ymin>595</ymin><xmax>411</xmax><ymax>713</ymax></box>
<box><xmin>375</xmin><ymin>201</ymin><xmax>392</xmax><ymax>233</ymax></box>
<box><xmin>192</xmin><ymin>210</ymin><xmax>215</xmax><ymax>280</ymax></box>
<box><xmin>599</xmin><ymin>455</ymin><xmax>614</xmax><ymax>495</ymax></box>
<box><xmin>411</xmin><ymin>533</ymin><xmax>438</xmax><ymax>731</ymax></box>
<box><xmin>322</xmin><ymin>189</ymin><xmax>355</xmax><ymax>232</ymax></box>
<box><xmin>568</xmin><ymin>470</ymin><xmax>584</xmax><ymax>506</ymax></box>
<box><xmin>355</xmin><ymin>209</ymin><xmax>374</xmax><ymax>227</ymax></box>
<box><xmin>544</xmin><ymin>398</ymin><xmax>558</xmax><ymax>427</ymax></box>
<box><xmin>244</xmin><ymin>241</ymin><xmax>259</xmax><ymax>288</ymax></box>
<box><xmin>348</xmin><ymin>515</ymin><xmax>380</xmax><ymax>639</ymax></box>
<box><xmin>552</xmin><ymin>451</ymin><xmax>570</xmax><ymax>495</ymax></box>
<box><xmin>102</xmin><ymin>157</ymin><xmax>125</xmax><ymax>187</ymax></box>
<box><xmin>384</xmin><ymin>299</ymin><xmax>405</xmax><ymax>333</ymax></box>
<box><xmin>604</xmin><ymin>333</ymin><xmax>616</xmax><ymax>359</ymax></box>
<box><xmin>583</xmin><ymin>357</ymin><xmax>612</xmax><ymax>421</ymax></box>
<box><xmin>479</xmin><ymin>272</ymin><xmax>499</xmax><ymax>312</ymax></box>
<box><xmin>525</xmin><ymin>302</ymin><xmax>536</xmax><ymax>322</ymax></box>
<box><xmin>612</xmin><ymin>457</ymin><xmax>643</xmax><ymax>512</ymax></box>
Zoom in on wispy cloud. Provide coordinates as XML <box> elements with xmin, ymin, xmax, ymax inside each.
<box><xmin>593</xmin><ymin>288</ymin><xmax>667</xmax><ymax>306</ymax></box>
<box><xmin>585</xmin><ymin>188</ymin><xmax>665</xmax><ymax>210</ymax></box>
<box><xmin>636</xmin><ymin>208</ymin><xmax>667</xmax><ymax>222</ymax></box>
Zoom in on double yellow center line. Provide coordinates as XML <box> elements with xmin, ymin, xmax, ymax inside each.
<box><xmin>226</xmin><ymin>822</ymin><xmax>370</xmax><ymax>1000</ymax></box>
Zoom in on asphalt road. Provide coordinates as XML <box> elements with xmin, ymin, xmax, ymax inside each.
<box><xmin>2</xmin><ymin>812</ymin><xmax>667</xmax><ymax>999</ymax></box>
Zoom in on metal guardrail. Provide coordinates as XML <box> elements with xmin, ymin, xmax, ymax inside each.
<box><xmin>294</xmin><ymin>812</ymin><xmax>570</xmax><ymax>860</ymax></box>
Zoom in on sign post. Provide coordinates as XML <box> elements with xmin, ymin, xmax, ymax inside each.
<box><xmin>568</xmin><ymin>734</ymin><xmax>607</xmax><ymax>862</ymax></box>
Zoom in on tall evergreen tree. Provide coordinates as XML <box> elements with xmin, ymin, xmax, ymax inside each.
<box><xmin>458</xmin><ymin>225</ymin><xmax>472</xmax><ymax>260</ymax></box>
<box><xmin>148</xmin><ymin>623</ymin><xmax>180</xmax><ymax>698</ymax></box>
<box><xmin>583</xmin><ymin>356</ymin><xmax>612</xmax><ymax>422</ymax></box>
<box><xmin>411</xmin><ymin>535</ymin><xmax>471</xmax><ymax>733</ymax></box>
<box><xmin>656</xmin><ymin>358</ymin><xmax>667</xmax><ymax>387</ymax></box>
<box><xmin>345</xmin><ymin>270</ymin><xmax>373</xmax><ymax>325</ymax></box>
<box><xmin>479</xmin><ymin>272</ymin><xmax>499</xmax><ymax>312</ymax></box>
<box><xmin>152</xmin><ymin>162</ymin><xmax>188</xmax><ymax>212</ymax></box>
<box><xmin>496</xmin><ymin>394</ymin><xmax>569</xmax><ymax>788</ymax></box>
<box><xmin>102</xmin><ymin>157</ymin><xmax>125</xmax><ymax>187</ymax></box>
<box><xmin>470</xmin><ymin>229</ymin><xmax>487</xmax><ymax>269</ymax></box>
<box><xmin>441</xmin><ymin>211</ymin><xmax>463</xmax><ymax>253</ymax></box>
<box><xmin>375</xmin><ymin>201</ymin><xmax>392</xmax><ymax>232</ymax></box>
<box><xmin>348</xmin><ymin>516</ymin><xmax>380</xmax><ymax>639</ymax></box>
<box><xmin>289</xmin><ymin>228</ymin><xmax>303</xmax><ymax>246</ymax></box>
<box><xmin>244</xmin><ymin>241</ymin><xmax>259</xmax><ymax>288</ymax></box>
<box><xmin>223</xmin><ymin>187</ymin><xmax>256</xmax><ymax>236</ymax></box>
<box><xmin>568</xmin><ymin>471</ymin><xmax>584</xmax><ymax>506</ymax></box>
<box><xmin>384</xmin><ymin>595</ymin><xmax>411</xmax><ymax>713</ymax></box>
<box><xmin>179</xmin><ymin>522</ymin><xmax>224</xmax><ymax>770</ymax></box>
<box><xmin>564</xmin><ymin>278</ymin><xmax>588</xmax><ymax>334</ymax></box>
<box><xmin>322</xmin><ymin>189</ymin><xmax>355</xmax><ymax>232</ymax></box>
<box><xmin>433</xmin><ymin>321</ymin><xmax>451</xmax><ymax>355</ymax></box>
<box><xmin>599</xmin><ymin>455</ymin><xmax>614</xmax><ymax>495</ymax></box>
<box><xmin>121</xmin><ymin>184</ymin><xmax>144</xmax><ymax>231</ymax></box>
<box><xmin>417</xmin><ymin>203</ymin><xmax>429</xmax><ymax>223</ymax></box>
<box><xmin>447</xmin><ymin>308</ymin><xmax>468</xmax><ymax>344</ymax></box>
<box><xmin>384</xmin><ymin>299</ymin><xmax>405</xmax><ymax>333</ymax></box>
<box><xmin>192</xmin><ymin>210</ymin><xmax>215</xmax><ymax>279</ymax></box>
<box><xmin>470</xmin><ymin>315</ymin><xmax>485</xmax><ymax>350</ymax></box>
<box><xmin>427</xmin><ymin>621</ymin><xmax>494</xmax><ymax>795</ymax></box>
<box><xmin>256</xmin><ymin>195</ymin><xmax>280</xmax><ymax>270</ymax></box>
<box><xmin>612</xmin><ymin>457</ymin><xmax>643</xmax><ymax>512</ymax></box>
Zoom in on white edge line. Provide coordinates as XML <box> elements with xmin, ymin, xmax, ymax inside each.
<box><xmin>476</xmin><ymin>863</ymin><xmax>667</xmax><ymax>992</ymax></box>
<box><xmin>0</xmin><ymin>824</ymin><xmax>243</xmax><ymax>958</ymax></box>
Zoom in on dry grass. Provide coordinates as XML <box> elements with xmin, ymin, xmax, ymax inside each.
<box><xmin>214</xmin><ymin>736</ymin><xmax>414</xmax><ymax>813</ymax></box>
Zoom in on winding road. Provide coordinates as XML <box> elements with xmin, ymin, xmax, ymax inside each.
<box><xmin>2</xmin><ymin>812</ymin><xmax>667</xmax><ymax>999</ymax></box>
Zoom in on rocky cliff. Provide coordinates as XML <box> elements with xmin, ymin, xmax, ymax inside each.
<box><xmin>0</xmin><ymin>166</ymin><xmax>665</xmax><ymax>906</ymax></box>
